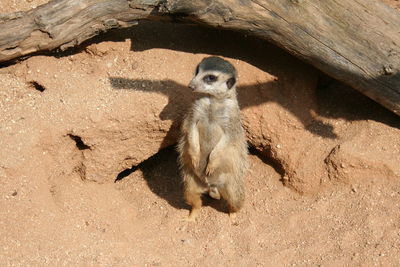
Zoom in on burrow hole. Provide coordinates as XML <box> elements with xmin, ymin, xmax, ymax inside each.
<box><xmin>68</xmin><ymin>134</ymin><xmax>91</xmax><ymax>150</ymax></box>
<box><xmin>28</xmin><ymin>81</ymin><xmax>46</xmax><ymax>92</ymax></box>
<box><xmin>114</xmin><ymin>146</ymin><xmax>176</xmax><ymax>182</ymax></box>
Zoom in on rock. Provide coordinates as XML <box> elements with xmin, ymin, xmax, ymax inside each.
<box><xmin>239</xmin><ymin>59</ymin><xmax>333</xmax><ymax>194</ymax></box>
<box><xmin>325</xmin><ymin>122</ymin><xmax>400</xmax><ymax>183</ymax></box>
<box><xmin>71</xmin><ymin>79</ymin><xmax>191</xmax><ymax>183</ymax></box>
<box><xmin>241</xmin><ymin>71</ymin><xmax>400</xmax><ymax>193</ymax></box>
<box><xmin>20</xmin><ymin>50</ymin><xmax>193</xmax><ymax>184</ymax></box>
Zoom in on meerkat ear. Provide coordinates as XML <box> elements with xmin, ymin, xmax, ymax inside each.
<box><xmin>226</xmin><ymin>77</ymin><xmax>236</xmax><ymax>89</ymax></box>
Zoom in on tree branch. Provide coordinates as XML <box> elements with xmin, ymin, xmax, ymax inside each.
<box><xmin>1</xmin><ymin>0</ymin><xmax>399</xmax><ymax>116</ymax></box>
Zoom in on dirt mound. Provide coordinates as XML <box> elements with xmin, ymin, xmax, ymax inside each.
<box><xmin>1</xmin><ymin>0</ymin><xmax>400</xmax><ymax>265</ymax></box>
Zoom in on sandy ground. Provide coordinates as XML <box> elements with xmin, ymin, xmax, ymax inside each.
<box><xmin>1</xmin><ymin>1</ymin><xmax>400</xmax><ymax>266</ymax></box>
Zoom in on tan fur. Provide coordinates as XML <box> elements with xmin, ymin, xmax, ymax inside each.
<box><xmin>177</xmin><ymin>57</ymin><xmax>248</xmax><ymax>221</ymax></box>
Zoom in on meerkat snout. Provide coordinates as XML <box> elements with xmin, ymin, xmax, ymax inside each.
<box><xmin>188</xmin><ymin>80</ymin><xmax>196</xmax><ymax>91</ymax></box>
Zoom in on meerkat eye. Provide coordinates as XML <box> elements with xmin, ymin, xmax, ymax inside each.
<box><xmin>195</xmin><ymin>65</ymin><xmax>200</xmax><ymax>75</ymax></box>
<box><xmin>203</xmin><ymin>75</ymin><xmax>218</xmax><ymax>83</ymax></box>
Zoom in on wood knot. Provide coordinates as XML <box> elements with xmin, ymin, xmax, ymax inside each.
<box><xmin>103</xmin><ymin>19</ymin><xmax>119</xmax><ymax>28</ymax></box>
<box><xmin>383</xmin><ymin>64</ymin><xmax>394</xmax><ymax>75</ymax></box>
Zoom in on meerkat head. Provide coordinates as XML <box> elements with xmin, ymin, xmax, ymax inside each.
<box><xmin>189</xmin><ymin>57</ymin><xmax>237</xmax><ymax>97</ymax></box>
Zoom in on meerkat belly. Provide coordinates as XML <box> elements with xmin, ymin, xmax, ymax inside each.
<box><xmin>197</xmin><ymin>119</ymin><xmax>224</xmax><ymax>172</ymax></box>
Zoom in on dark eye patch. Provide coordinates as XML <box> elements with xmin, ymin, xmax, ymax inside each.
<box><xmin>195</xmin><ymin>65</ymin><xmax>200</xmax><ymax>75</ymax></box>
<box><xmin>203</xmin><ymin>75</ymin><xmax>218</xmax><ymax>83</ymax></box>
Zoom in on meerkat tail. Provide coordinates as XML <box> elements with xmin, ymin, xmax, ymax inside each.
<box><xmin>218</xmin><ymin>178</ymin><xmax>245</xmax><ymax>213</ymax></box>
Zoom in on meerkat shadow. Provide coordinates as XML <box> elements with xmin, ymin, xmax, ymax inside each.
<box><xmin>123</xmin><ymin>146</ymin><xmax>187</xmax><ymax>210</ymax></box>
<box><xmin>109</xmin><ymin>77</ymin><xmax>194</xmax><ymax>149</ymax></box>
<box><xmin>201</xmin><ymin>195</ymin><xmax>230</xmax><ymax>214</ymax></box>
<box><xmin>115</xmin><ymin>145</ymin><xmax>231</xmax><ymax>213</ymax></box>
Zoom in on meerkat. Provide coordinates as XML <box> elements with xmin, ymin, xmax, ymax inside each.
<box><xmin>177</xmin><ymin>56</ymin><xmax>248</xmax><ymax>221</ymax></box>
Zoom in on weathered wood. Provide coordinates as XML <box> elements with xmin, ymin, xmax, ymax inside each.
<box><xmin>0</xmin><ymin>0</ymin><xmax>399</xmax><ymax>116</ymax></box>
<box><xmin>0</xmin><ymin>0</ymin><xmax>154</xmax><ymax>60</ymax></box>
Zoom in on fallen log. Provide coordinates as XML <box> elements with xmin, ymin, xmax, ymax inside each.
<box><xmin>0</xmin><ymin>0</ymin><xmax>399</xmax><ymax>116</ymax></box>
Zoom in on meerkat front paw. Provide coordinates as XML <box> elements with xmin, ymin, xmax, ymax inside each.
<box><xmin>206</xmin><ymin>148</ymin><xmax>222</xmax><ymax>176</ymax></box>
<box><xmin>188</xmin><ymin>148</ymin><xmax>200</xmax><ymax>169</ymax></box>
<box><xmin>205</xmin><ymin>156</ymin><xmax>219</xmax><ymax>176</ymax></box>
<box><xmin>190</xmin><ymin>155</ymin><xmax>199</xmax><ymax>170</ymax></box>
<box><xmin>205</xmin><ymin>163</ymin><xmax>214</xmax><ymax>176</ymax></box>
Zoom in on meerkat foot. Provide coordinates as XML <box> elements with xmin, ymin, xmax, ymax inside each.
<box><xmin>229</xmin><ymin>212</ymin><xmax>239</xmax><ymax>225</ymax></box>
<box><xmin>184</xmin><ymin>208</ymin><xmax>200</xmax><ymax>222</ymax></box>
<box><xmin>208</xmin><ymin>186</ymin><xmax>221</xmax><ymax>200</ymax></box>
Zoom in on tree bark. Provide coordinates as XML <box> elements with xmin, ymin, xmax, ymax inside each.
<box><xmin>1</xmin><ymin>0</ymin><xmax>399</xmax><ymax>116</ymax></box>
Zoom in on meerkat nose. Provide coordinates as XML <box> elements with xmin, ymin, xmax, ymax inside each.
<box><xmin>188</xmin><ymin>82</ymin><xmax>196</xmax><ymax>90</ymax></box>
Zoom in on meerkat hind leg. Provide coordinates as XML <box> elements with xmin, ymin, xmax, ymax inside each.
<box><xmin>220</xmin><ymin>181</ymin><xmax>240</xmax><ymax>225</ymax></box>
<box><xmin>187</xmin><ymin>207</ymin><xmax>201</xmax><ymax>222</ymax></box>
<box><xmin>183</xmin><ymin>178</ymin><xmax>205</xmax><ymax>222</ymax></box>
<box><xmin>183</xmin><ymin>191</ymin><xmax>202</xmax><ymax>222</ymax></box>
